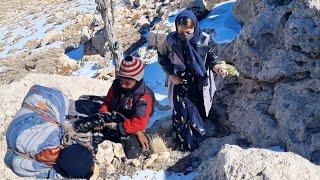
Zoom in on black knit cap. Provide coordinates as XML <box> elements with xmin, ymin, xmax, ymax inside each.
<box><xmin>54</xmin><ymin>144</ymin><xmax>94</xmax><ymax>179</ymax></box>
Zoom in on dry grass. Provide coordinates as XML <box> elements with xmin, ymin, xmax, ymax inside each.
<box><xmin>150</xmin><ymin>134</ymin><xmax>169</xmax><ymax>154</ymax></box>
<box><xmin>58</xmin><ymin>65</ymin><xmax>75</xmax><ymax>75</ymax></box>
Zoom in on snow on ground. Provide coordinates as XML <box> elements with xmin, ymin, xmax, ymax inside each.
<box><xmin>166</xmin><ymin>9</ymin><xmax>183</xmax><ymax>27</ymax></box>
<box><xmin>165</xmin><ymin>0</ymin><xmax>241</xmax><ymax>44</ymax></box>
<box><xmin>268</xmin><ymin>146</ymin><xmax>285</xmax><ymax>152</ymax></box>
<box><xmin>120</xmin><ymin>169</ymin><xmax>197</xmax><ymax>180</ymax></box>
<box><xmin>200</xmin><ymin>0</ymin><xmax>241</xmax><ymax>43</ymax></box>
<box><xmin>0</xmin><ymin>0</ymin><xmax>96</xmax><ymax>58</ymax></box>
<box><xmin>72</xmin><ymin>61</ymin><xmax>101</xmax><ymax>77</ymax></box>
<box><xmin>143</xmin><ymin>55</ymin><xmax>172</xmax><ymax>127</ymax></box>
<box><xmin>0</xmin><ymin>66</ymin><xmax>7</xmax><ymax>73</ymax></box>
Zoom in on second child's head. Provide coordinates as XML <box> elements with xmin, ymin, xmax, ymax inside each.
<box><xmin>118</xmin><ymin>56</ymin><xmax>144</xmax><ymax>90</ymax></box>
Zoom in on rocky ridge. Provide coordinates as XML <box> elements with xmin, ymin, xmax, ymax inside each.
<box><xmin>212</xmin><ymin>0</ymin><xmax>320</xmax><ymax>164</ymax></box>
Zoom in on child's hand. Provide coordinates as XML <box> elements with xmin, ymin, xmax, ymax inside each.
<box><xmin>135</xmin><ymin>131</ymin><xmax>149</xmax><ymax>151</ymax></box>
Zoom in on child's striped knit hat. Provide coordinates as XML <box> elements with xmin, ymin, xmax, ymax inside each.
<box><xmin>118</xmin><ymin>56</ymin><xmax>144</xmax><ymax>81</ymax></box>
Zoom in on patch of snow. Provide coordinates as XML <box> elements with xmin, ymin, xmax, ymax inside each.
<box><xmin>267</xmin><ymin>146</ymin><xmax>285</xmax><ymax>152</ymax></box>
<box><xmin>144</xmin><ymin>55</ymin><xmax>168</xmax><ymax>105</ymax></box>
<box><xmin>69</xmin><ymin>0</ymin><xmax>97</xmax><ymax>14</ymax></box>
<box><xmin>45</xmin><ymin>19</ymin><xmax>72</xmax><ymax>33</ymax></box>
<box><xmin>0</xmin><ymin>27</ymin><xmax>8</xmax><ymax>41</ymax></box>
<box><xmin>309</xmin><ymin>0</ymin><xmax>320</xmax><ymax>10</ymax></box>
<box><xmin>0</xmin><ymin>14</ymin><xmax>48</xmax><ymax>58</ymax></box>
<box><xmin>72</xmin><ymin>61</ymin><xmax>101</xmax><ymax>78</ymax></box>
<box><xmin>144</xmin><ymin>55</ymin><xmax>172</xmax><ymax>127</ymax></box>
<box><xmin>120</xmin><ymin>169</ymin><xmax>197</xmax><ymax>180</ymax></box>
<box><xmin>0</xmin><ymin>0</ymin><xmax>97</xmax><ymax>58</ymax></box>
<box><xmin>200</xmin><ymin>0</ymin><xmax>241</xmax><ymax>43</ymax></box>
<box><xmin>0</xmin><ymin>48</ymin><xmax>9</xmax><ymax>58</ymax></box>
<box><xmin>66</xmin><ymin>44</ymin><xmax>84</xmax><ymax>61</ymax></box>
<box><xmin>0</xmin><ymin>66</ymin><xmax>7</xmax><ymax>73</ymax></box>
<box><xmin>154</xmin><ymin>93</ymin><xmax>167</xmax><ymax>102</ymax></box>
<box><xmin>12</xmin><ymin>15</ymin><xmax>47</xmax><ymax>49</ymax></box>
<box><xmin>166</xmin><ymin>9</ymin><xmax>183</xmax><ymax>28</ymax></box>
<box><xmin>45</xmin><ymin>41</ymin><xmax>65</xmax><ymax>49</ymax></box>
<box><xmin>31</xmin><ymin>41</ymin><xmax>65</xmax><ymax>53</ymax></box>
<box><xmin>164</xmin><ymin>1</ymin><xmax>240</xmax><ymax>43</ymax></box>
<box><xmin>168</xmin><ymin>9</ymin><xmax>182</xmax><ymax>24</ymax></box>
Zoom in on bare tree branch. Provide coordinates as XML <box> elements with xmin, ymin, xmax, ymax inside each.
<box><xmin>95</xmin><ymin>0</ymin><xmax>123</xmax><ymax>77</ymax></box>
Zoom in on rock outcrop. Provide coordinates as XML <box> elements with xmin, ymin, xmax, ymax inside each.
<box><xmin>196</xmin><ymin>144</ymin><xmax>320</xmax><ymax>180</ymax></box>
<box><xmin>213</xmin><ymin>0</ymin><xmax>320</xmax><ymax>163</ymax></box>
<box><xmin>0</xmin><ymin>49</ymin><xmax>79</xmax><ymax>84</ymax></box>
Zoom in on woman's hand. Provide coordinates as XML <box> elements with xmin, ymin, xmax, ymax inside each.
<box><xmin>213</xmin><ymin>64</ymin><xmax>228</xmax><ymax>77</ymax></box>
<box><xmin>168</xmin><ymin>74</ymin><xmax>183</xmax><ymax>85</ymax></box>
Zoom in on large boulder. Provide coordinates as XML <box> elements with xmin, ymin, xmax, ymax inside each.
<box><xmin>191</xmin><ymin>134</ymin><xmax>242</xmax><ymax>163</ymax></box>
<box><xmin>40</xmin><ymin>30</ymin><xmax>62</xmax><ymax>47</ymax></box>
<box><xmin>212</xmin><ymin>0</ymin><xmax>320</xmax><ymax>163</ymax></box>
<box><xmin>196</xmin><ymin>145</ymin><xmax>320</xmax><ymax>180</ymax></box>
<box><xmin>269</xmin><ymin>79</ymin><xmax>320</xmax><ymax>161</ymax></box>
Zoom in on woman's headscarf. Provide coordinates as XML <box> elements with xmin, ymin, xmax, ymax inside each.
<box><xmin>175</xmin><ymin>10</ymin><xmax>206</xmax><ymax>77</ymax></box>
<box><xmin>175</xmin><ymin>10</ymin><xmax>202</xmax><ymax>45</ymax></box>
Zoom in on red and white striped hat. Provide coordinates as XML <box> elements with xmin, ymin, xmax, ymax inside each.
<box><xmin>118</xmin><ymin>56</ymin><xmax>144</xmax><ymax>81</ymax></box>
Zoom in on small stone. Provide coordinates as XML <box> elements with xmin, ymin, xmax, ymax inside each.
<box><xmin>158</xmin><ymin>151</ymin><xmax>170</xmax><ymax>159</ymax></box>
<box><xmin>58</xmin><ymin>54</ymin><xmax>77</xmax><ymax>68</ymax></box>
<box><xmin>81</xmin><ymin>26</ymin><xmax>91</xmax><ymax>42</ymax></box>
<box><xmin>106</xmin><ymin>164</ymin><xmax>116</xmax><ymax>174</ymax></box>
<box><xmin>40</xmin><ymin>30</ymin><xmax>61</xmax><ymax>46</ymax></box>
<box><xmin>0</xmin><ymin>66</ymin><xmax>7</xmax><ymax>74</ymax></box>
<box><xmin>24</xmin><ymin>40</ymin><xmax>39</xmax><ymax>50</ymax></box>
<box><xmin>96</xmin><ymin>141</ymin><xmax>115</xmax><ymax>165</ymax></box>
<box><xmin>113</xmin><ymin>143</ymin><xmax>126</xmax><ymax>159</ymax></box>
<box><xmin>143</xmin><ymin>153</ymin><xmax>159</xmax><ymax>168</ymax></box>
<box><xmin>96</xmin><ymin>67</ymin><xmax>115</xmax><ymax>80</ymax></box>
<box><xmin>131</xmin><ymin>159</ymin><xmax>141</xmax><ymax>167</ymax></box>
<box><xmin>137</xmin><ymin>47</ymin><xmax>147</xmax><ymax>57</ymax></box>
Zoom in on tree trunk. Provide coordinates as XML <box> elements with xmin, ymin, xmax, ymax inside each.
<box><xmin>95</xmin><ymin>0</ymin><xmax>123</xmax><ymax>76</ymax></box>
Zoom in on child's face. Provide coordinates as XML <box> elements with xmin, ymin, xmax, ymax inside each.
<box><xmin>119</xmin><ymin>77</ymin><xmax>137</xmax><ymax>89</ymax></box>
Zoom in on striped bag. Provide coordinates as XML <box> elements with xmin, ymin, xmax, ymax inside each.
<box><xmin>4</xmin><ymin>85</ymin><xmax>70</xmax><ymax>178</ymax></box>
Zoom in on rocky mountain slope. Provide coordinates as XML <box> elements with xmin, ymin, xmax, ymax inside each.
<box><xmin>213</xmin><ymin>0</ymin><xmax>320</xmax><ymax>164</ymax></box>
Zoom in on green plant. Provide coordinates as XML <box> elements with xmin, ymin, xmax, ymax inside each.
<box><xmin>225</xmin><ymin>64</ymin><xmax>240</xmax><ymax>77</ymax></box>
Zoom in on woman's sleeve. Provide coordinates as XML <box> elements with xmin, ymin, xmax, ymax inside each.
<box><xmin>206</xmin><ymin>36</ymin><xmax>224</xmax><ymax>69</ymax></box>
<box><xmin>157</xmin><ymin>38</ymin><xmax>174</xmax><ymax>75</ymax></box>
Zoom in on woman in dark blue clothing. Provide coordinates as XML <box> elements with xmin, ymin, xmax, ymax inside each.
<box><xmin>157</xmin><ymin>10</ymin><xmax>228</xmax><ymax>151</ymax></box>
